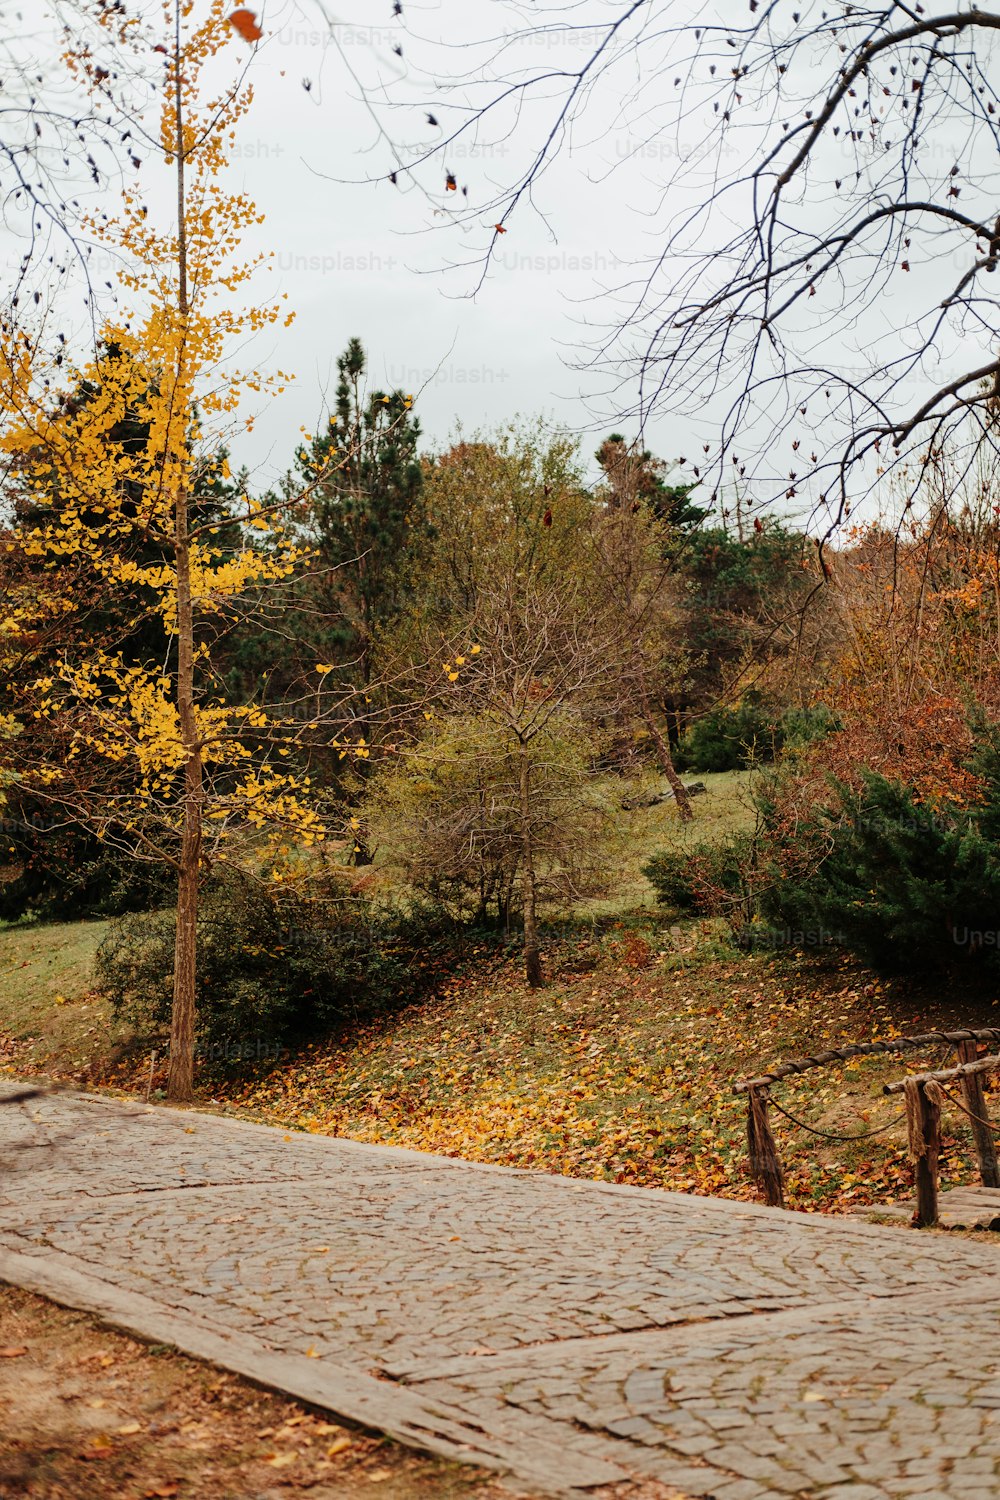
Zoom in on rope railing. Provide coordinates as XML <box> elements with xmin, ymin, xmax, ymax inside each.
<box><xmin>735</xmin><ymin>1028</ymin><xmax>1000</xmax><ymax>1094</ymax></box>
<box><xmin>735</xmin><ymin>1031</ymin><xmax>1000</xmax><ymax>1217</ymax></box>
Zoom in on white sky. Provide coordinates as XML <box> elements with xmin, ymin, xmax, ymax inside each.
<box><xmin>229</xmin><ymin>0</ymin><xmax>696</xmax><ymax>485</ymax></box>
<box><xmin>5</xmin><ymin>0</ymin><xmax>994</xmax><ymax>521</ymax></box>
<box><xmin>5</xmin><ymin>0</ymin><xmax>725</xmax><ymax>490</ymax></box>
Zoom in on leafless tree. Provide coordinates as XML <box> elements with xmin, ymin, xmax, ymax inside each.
<box><xmin>0</xmin><ymin>1</ymin><xmax>143</xmax><ymax>317</ymax></box>
<box><xmin>367</xmin><ymin>706</ymin><xmax>612</xmax><ymax>936</ymax></box>
<box><xmin>327</xmin><ymin>2</ymin><xmax>1000</xmax><ymax>531</ymax></box>
<box><xmin>447</xmin><ymin>571</ymin><xmax>627</xmax><ymax>985</ymax></box>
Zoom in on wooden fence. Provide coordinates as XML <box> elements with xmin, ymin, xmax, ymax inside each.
<box><xmin>735</xmin><ymin>1028</ymin><xmax>1000</xmax><ymax>1219</ymax></box>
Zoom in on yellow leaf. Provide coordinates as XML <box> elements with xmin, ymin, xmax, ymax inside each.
<box><xmin>326</xmin><ymin>1437</ymin><xmax>353</xmax><ymax>1457</ymax></box>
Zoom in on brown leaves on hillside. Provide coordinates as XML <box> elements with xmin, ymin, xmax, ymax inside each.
<box><xmin>204</xmin><ymin>930</ymin><xmax>970</xmax><ymax>1215</ymax></box>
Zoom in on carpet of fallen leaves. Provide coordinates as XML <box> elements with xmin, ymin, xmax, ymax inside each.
<box><xmin>0</xmin><ymin>1283</ymin><xmax>505</xmax><ymax>1500</ymax></box>
<box><xmin>179</xmin><ymin>918</ymin><xmax>1000</xmax><ymax>1217</ymax></box>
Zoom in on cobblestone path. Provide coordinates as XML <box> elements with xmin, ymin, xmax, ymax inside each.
<box><xmin>1</xmin><ymin>1088</ymin><xmax>999</xmax><ymax>1498</ymax></box>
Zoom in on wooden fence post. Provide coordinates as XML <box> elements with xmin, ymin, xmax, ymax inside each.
<box><xmin>956</xmin><ymin>1039</ymin><xmax>1000</xmax><ymax>1188</ymax></box>
<box><xmin>746</xmin><ymin>1085</ymin><xmax>785</xmax><ymax>1208</ymax></box>
<box><xmin>904</xmin><ymin>1078</ymin><xmax>941</xmax><ymax>1227</ymax></box>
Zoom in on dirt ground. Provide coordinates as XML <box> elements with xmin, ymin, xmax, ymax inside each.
<box><xmin>0</xmin><ymin>1283</ymin><xmax>512</xmax><ymax>1500</ymax></box>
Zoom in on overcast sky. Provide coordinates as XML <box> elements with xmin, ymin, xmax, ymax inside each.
<box><xmin>6</xmin><ymin>0</ymin><xmax>990</xmax><ymax>522</ymax></box>
<box><xmin>226</xmin><ymin>0</ymin><xmax>696</xmax><ymax>485</ymax></box>
<box><xmin>9</xmin><ymin>0</ymin><xmax>726</xmax><ymax>490</ymax></box>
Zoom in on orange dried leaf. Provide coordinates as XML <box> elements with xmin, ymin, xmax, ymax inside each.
<box><xmin>229</xmin><ymin>8</ymin><xmax>263</xmax><ymax>42</ymax></box>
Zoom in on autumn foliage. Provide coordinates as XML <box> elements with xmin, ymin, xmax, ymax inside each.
<box><xmin>0</xmin><ymin>1</ymin><xmax>327</xmax><ymax>1098</ymax></box>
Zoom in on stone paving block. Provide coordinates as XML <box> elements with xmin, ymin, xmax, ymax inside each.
<box><xmin>816</xmin><ymin>1486</ymin><xmax>887</xmax><ymax>1500</ymax></box>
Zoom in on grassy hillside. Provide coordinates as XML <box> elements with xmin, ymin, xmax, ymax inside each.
<box><xmin>365</xmin><ymin>766</ymin><xmax>758</xmax><ymax>918</ymax></box>
<box><xmin>204</xmin><ymin>918</ymin><xmax>993</xmax><ymax>1216</ymax></box>
<box><xmin>2</xmin><ymin>766</ymin><xmax>995</xmax><ymax>1220</ymax></box>
<box><xmin>0</xmin><ymin>919</ymin><xmax>120</xmax><ymax>1078</ymax></box>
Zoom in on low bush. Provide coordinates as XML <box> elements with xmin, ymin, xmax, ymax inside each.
<box><xmin>643</xmin><ymin>830</ymin><xmax>764</xmax><ymax>933</ymax></box>
<box><xmin>95</xmin><ymin>872</ymin><xmax>473</xmax><ymax>1060</ymax></box>
<box><xmin>674</xmin><ymin>699</ymin><xmax>838</xmax><ymax>773</ymax></box>
<box><xmin>0</xmin><ymin>813</ymin><xmax>175</xmax><ymax>923</ymax></box>
<box><xmin>765</xmin><ymin>771</ymin><xmax>1000</xmax><ymax>979</ymax></box>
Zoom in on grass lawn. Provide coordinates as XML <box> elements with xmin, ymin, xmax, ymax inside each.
<box><xmin>0</xmin><ymin>919</ymin><xmax>122</xmax><ymax>1079</ymax></box>
<box><xmin>579</xmin><ymin>766</ymin><xmax>758</xmax><ymax>917</ymax></box>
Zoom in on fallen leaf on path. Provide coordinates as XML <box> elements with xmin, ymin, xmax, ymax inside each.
<box><xmin>117</xmin><ymin>1420</ymin><xmax>143</xmax><ymax>1435</ymax></box>
<box><xmin>265</xmin><ymin>1451</ymin><xmax>298</xmax><ymax>1468</ymax></box>
<box><xmin>326</xmin><ymin>1437</ymin><xmax>353</xmax><ymax>1457</ymax></box>
<box><xmin>305</xmin><ymin>1346</ymin><xmax>321</xmax><ymax>1358</ymax></box>
<box><xmin>0</xmin><ymin>1346</ymin><xmax>28</xmax><ymax>1358</ymax></box>
<box><xmin>78</xmin><ymin>1434</ymin><xmax>113</xmax><ymax>1461</ymax></box>
<box><xmin>144</xmin><ymin>1486</ymin><xmax>180</xmax><ymax>1499</ymax></box>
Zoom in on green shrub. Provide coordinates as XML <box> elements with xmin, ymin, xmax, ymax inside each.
<box><xmin>779</xmin><ymin>704</ymin><xmax>841</xmax><ymax>753</ymax></box>
<box><xmin>675</xmin><ymin>700</ymin><xmax>773</xmax><ymax>772</ymax></box>
<box><xmin>645</xmin><ymin>757</ymin><xmax>1000</xmax><ymax>977</ymax></box>
<box><xmin>674</xmin><ymin>699</ymin><xmax>837</xmax><ymax>773</ymax></box>
<box><xmin>643</xmin><ymin>830</ymin><xmax>763</xmax><ymax>931</ymax></box>
<box><xmin>642</xmin><ymin>848</ymin><xmax>703</xmax><ymax>913</ymax></box>
<box><xmin>0</xmin><ymin>808</ymin><xmax>175</xmax><ymax>923</ymax></box>
<box><xmin>96</xmin><ymin>873</ymin><xmax>469</xmax><ymax>1061</ymax></box>
<box><xmin>763</xmin><ymin>771</ymin><xmax>1000</xmax><ymax>979</ymax></box>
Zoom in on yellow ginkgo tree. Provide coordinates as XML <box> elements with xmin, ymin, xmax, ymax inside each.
<box><xmin>0</xmin><ymin>1</ymin><xmax>344</xmax><ymax>1099</ymax></box>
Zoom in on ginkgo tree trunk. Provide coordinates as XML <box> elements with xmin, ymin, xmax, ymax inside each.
<box><xmin>0</xmin><ymin>0</ymin><xmax>337</xmax><ymax>1101</ymax></box>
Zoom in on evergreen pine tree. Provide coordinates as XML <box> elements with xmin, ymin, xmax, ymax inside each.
<box><xmin>299</xmin><ymin>337</ymin><xmax>425</xmax><ymax>686</ymax></box>
<box><xmin>0</xmin><ymin>344</ymin><xmax>244</xmax><ymax>919</ymax></box>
